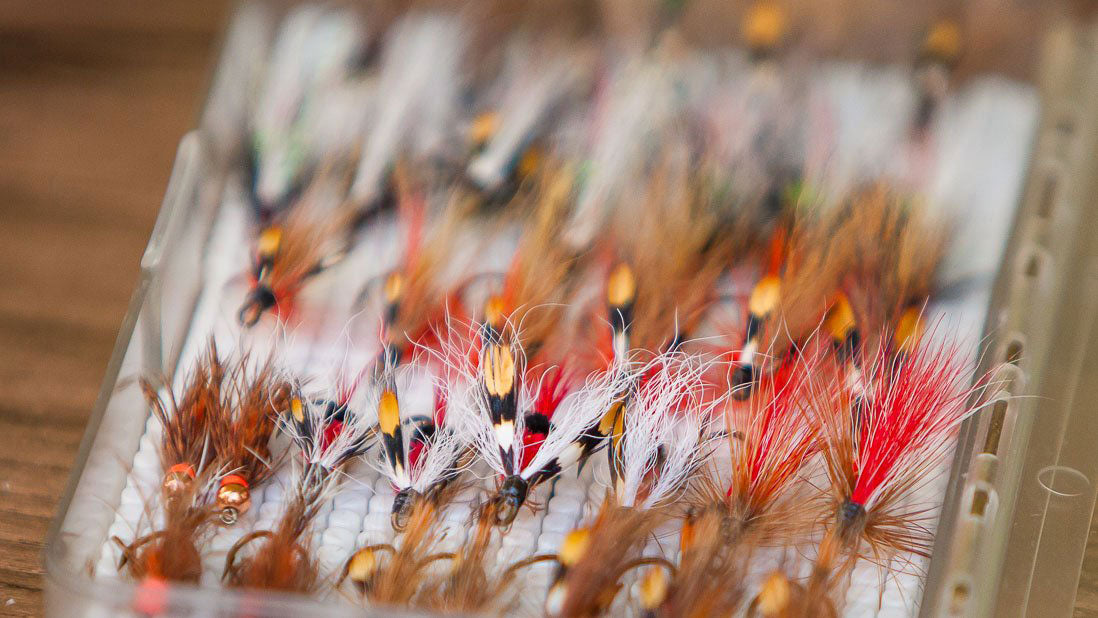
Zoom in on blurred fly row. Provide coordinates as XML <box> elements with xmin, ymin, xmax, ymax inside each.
<box><xmin>107</xmin><ymin>1</ymin><xmax>1052</xmax><ymax>616</ymax></box>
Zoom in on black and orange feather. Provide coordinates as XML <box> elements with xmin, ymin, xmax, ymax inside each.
<box><xmin>239</xmin><ymin>161</ymin><xmax>362</xmax><ymax>327</ymax></box>
<box><xmin>606</xmin><ymin>145</ymin><xmax>742</xmax><ymax>359</ymax></box>
<box><xmin>379</xmin><ymin>170</ymin><xmax>479</xmax><ymax>368</ymax></box>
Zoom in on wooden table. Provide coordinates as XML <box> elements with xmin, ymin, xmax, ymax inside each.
<box><xmin>1</xmin><ymin>3</ymin><xmax>1097</xmax><ymax>617</ymax></box>
<box><xmin>0</xmin><ymin>3</ymin><xmax>228</xmax><ymax>614</ymax></box>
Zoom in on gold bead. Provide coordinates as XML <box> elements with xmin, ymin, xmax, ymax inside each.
<box><xmin>217</xmin><ymin>481</ymin><xmax>251</xmax><ymax>524</ymax></box>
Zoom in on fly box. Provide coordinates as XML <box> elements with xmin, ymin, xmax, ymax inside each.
<box><xmin>44</xmin><ymin>3</ymin><xmax>1098</xmax><ymax>616</ymax></box>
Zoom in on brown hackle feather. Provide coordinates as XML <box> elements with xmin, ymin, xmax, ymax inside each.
<box><xmin>386</xmin><ymin>167</ymin><xmax>481</xmax><ymax>360</ymax></box>
<box><xmin>684</xmin><ymin>352</ymin><xmax>821</xmax><ymax>555</ymax></box>
<box><xmin>115</xmin><ymin>341</ymin><xmax>227</xmax><ymax>585</ymax></box>
<box><xmin>213</xmin><ymin>353</ymin><xmax>292</xmax><ymax>492</ymax></box>
<box><xmin>142</xmin><ymin>338</ymin><xmax>224</xmax><ymax>473</ymax></box>
<box><xmin>352</xmin><ymin>479</ymin><xmax>469</xmax><ymax>607</ymax></box>
<box><xmin>760</xmin><ymin>202</ymin><xmax>858</xmax><ymax>361</ymax></box>
<box><xmin>225</xmin><ymin>390</ymin><xmax>373</xmax><ymax>592</ymax></box>
<box><xmin>840</xmin><ymin>184</ymin><xmax>947</xmax><ymax>346</ymax></box>
<box><xmin>506</xmin><ymin>166</ymin><xmax>612</xmax><ymax>378</ymax></box>
<box><xmin>258</xmin><ymin>159</ymin><xmax>360</xmax><ymax>312</ymax></box>
<box><xmin>223</xmin><ymin>495</ymin><xmax>322</xmax><ymax>593</ymax></box>
<box><xmin>494</xmin><ymin>164</ymin><xmax>583</xmax><ymax>363</ymax></box>
<box><xmin>414</xmin><ymin>500</ymin><xmax>517</xmax><ymax>613</ymax></box>
<box><xmin>726</xmin><ymin>357</ymin><xmax>819</xmax><ymax>541</ymax></box>
<box><xmin>799</xmin><ymin>524</ymin><xmax>861</xmax><ymax>613</ymax></box>
<box><xmin>366</xmin><ymin>502</ymin><xmax>447</xmax><ymax>606</ymax></box>
<box><xmin>657</xmin><ymin>507</ymin><xmax>748</xmax><ymax>618</ymax></box>
<box><xmin>409</xmin><ymin>496</ymin><xmax>564</xmax><ymax>614</ymax></box>
<box><xmin>799</xmin><ymin>331</ymin><xmax>994</xmax><ymax>604</ymax></box>
<box><xmin>610</xmin><ymin>147</ymin><xmax>739</xmax><ymax>356</ymax></box>
<box><xmin>113</xmin><ymin>477</ymin><xmax>220</xmax><ymax>584</ymax></box>
<box><xmin>745</xmin><ymin>569</ymin><xmax>839</xmax><ymax>618</ymax></box>
<box><xmin>555</xmin><ymin>498</ymin><xmax>667</xmax><ymax>617</ymax></box>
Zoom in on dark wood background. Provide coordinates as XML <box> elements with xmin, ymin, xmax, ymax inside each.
<box><xmin>0</xmin><ymin>3</ymin><xmax>230</xmax><ymax>615</ymax></box>
<box><xmin>1</xmin><ymin>2</ymin><xmax>1096</xmax><ymax>616</ymax></box>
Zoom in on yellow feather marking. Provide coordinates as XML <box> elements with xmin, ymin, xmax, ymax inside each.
<box><xmin>823</xmin><ymin>293</ymin><xmax>856</xmax><ymax>342</ymax></box>
<box><xmin>598</xmin><ymin>400</ymin><xmax>624</xmax><ymax>437</ymax></box>
<box><xmin>347</xmin><ymin>549</ymin><xmax>378</xmax><ymax>583</ymax></box>
<box><xmin>517</xmin><ymin>146</ymin><xmax>543</xmax><ymax>180</ymax></box>
<box><xmin>484</xmin><ymin>296</ymin><xmax>506</xmax><ymax>331</ymax></box>
<box><xmin>470</xmin><ymin>111</ymin><xmax>499</xmax><ymax>146</ymax></box>
<box><xmin>747</xmin><ymin>275</ymin><xmax>781</xmax><ymax>317</ymax></box>
<box><xmin>639</xmin><ymin>566</ymin><xmax>670</xmax><ymax>609</ymax></box>
<box><xmin>895</xmin><ymin>306</ymin><xmax>923</xmax><ymax>354</ymax></box>
<box><xmin>607</xmin><ymin>263</ymin><xmax>636</xmax><ymax>308</ymax></box>
<box><xmin>378</xmin><ymin>390</ymin><xmax>400</xmax><ymax>435</ymax></box>
<box><xmin>743</xmin><ymin>2</ymin><xmax>787</xmax><ymax>51</ymax></box>
<box><xmin>559</xmin><ymin>528</ymin><xmax>591</xmax><ymax>566</ymax></box>
<box><xmin>290</xmin><ymin>398</ymin><xmax>305</xmax><ymax>423</ymax></box>
<box><xmin>609</xmin><ymin>403</ymin><xmax>627</xmax><ymax>489</ymax></box>
<box><xmin>257</xmin><ymin>226</ymin><xmax>283</xmax><ymax>259</ymax></box>
<box><xmin>756</xmin><ymin>571</ymin><xmax>791</xmax><ymax>616</ymax></box>
<box><xmin>680</xmin><ymin>516</ymin><xmax>697</xmax><ymax>552</ymax></box>
<box><xmin>383</xmin><ymin>272</ymin><xmax>404</xmax><ymax>305</ymax></box>
<box><xmin>482</xmin><ymin>344</ymin><xmax>515</xmax><ymax>398</ymax></box>
<box><xmin>611</xmin><ymin>404</ymin><xmax>626</xmax><ymax>444</ymax></box>
<box><xmin>924</xmin><ymin>20</ymin><xmax>962</xmax><ymax>63</ymax></box>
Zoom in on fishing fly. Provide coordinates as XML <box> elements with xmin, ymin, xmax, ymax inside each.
<box><xmin>222</xmin><ymin>381</ymin><xmax>374</xmax><ymax>592</ymax></box>
<box><xmin>802</xmin><ymin>333</ymin><xmax>995</xmax><ymax>611</ymax></box>
<box><xmin>211</xmin><ymin>351</ymin><xmax>293</xmax><ymax>524</ymax></box>
<box><xmin>546</xmin><ymin>352</ymin><xmax>723</xmax><ymax>616</ymax></box>
<box><xmin>238</xmin><ymin>163</ymin><xmax>364</xmax><ymax>327</ymax></box>
<box><xmin>372</xmin><ymin>361</ymin><xmax>471</xmax><ymax>531</ymax></box>
<box><xmin>112</xmin><ymin>341</ymin><xmax>225</xmax><ymax>612</ymax></box>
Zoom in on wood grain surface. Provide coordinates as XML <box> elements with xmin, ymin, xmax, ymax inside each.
<box><xmin>0</xmin><ymin>3</ymin><xmax>228</xmax><ymax>614</ymax></box>
<box><xmin>0</xmin><ymin>2</ymin><xmax>1096</xmax><ymax>617</ymax></box>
